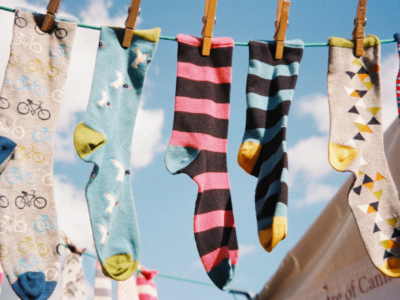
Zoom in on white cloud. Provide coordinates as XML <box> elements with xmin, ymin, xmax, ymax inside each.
<box><xmin>298</xmin><ymin>93</ymin><xmax>330</xmax><ymax>133</ymax></box>
<box><xmin>294</xmin><ymin>182</ymin><xmax>338</xmax><ymax>207</ymax></box>
<box><xmin>239</xmin><ymin>244</ymin><xmax>257</xmax><ymax>257</ymax></box>
<box><xmin>380</xmin><ymin>53</ymin><xmax>398</xmax><ymax>131</ymax></box>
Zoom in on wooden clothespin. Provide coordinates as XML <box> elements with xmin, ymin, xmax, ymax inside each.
<box><xmin>60</xmin><ymin>231</ymin><xmax>86</xmax><ymax>255</ymax></box>
<box><xmin>274</xmin><ymin>0</ymin><xmax>291</xmax><ymax>60</ymax></box>
<box><xmin>352</xmin><ymin>0</ymin><xmax>367</xmax><ymax>57</ymax></box>
<box><xmin>123</xmin><ymin>0</ymin><xmax>142</xmax><ymax>48</ymax></box>
<box><xmin>201</xmin><ymin>0</ymin><xmax>218</xmax><ymax>56</ymax></box>
<box><xmin>41</xmin><ymin>0</ymin><xmax>62</xmax><ymax>32</ymax></box>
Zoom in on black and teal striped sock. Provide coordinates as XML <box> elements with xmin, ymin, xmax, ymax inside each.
<box><xmin>237</xmin><ymin>40</ymin><xmax>303</xmax><ymax>252</ymax></box>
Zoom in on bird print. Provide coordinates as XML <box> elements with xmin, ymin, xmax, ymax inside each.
<box><xmin>99</xmin><ymin>42</ymin><xmax>106</xmax><ymax>48</ymax></box>
<box><xmin>111</xmin><ymin>70</ymin><xmax>124</xmax><ymax>89</ymax></box>
<box><xmin>131</xmin><ymin>47</ymin><xmax>148</xmax><ymax>69</ymax></box>
<box><xmin>110</xmin><ymin>158</ymin><xmax>130</xmax><ymax>182</ymax></box>
<box><xmin>103</xmin><ymin>192</ymin><xmax>119</xmax><ymax>214</ymax></box>
<box><xmin>98</xmin><ymin>223</ymin><xmax>108</xmax><ymax>244</ymax></box>
<box><xmin>97</xmin><ymin>89</ymin><xmax>111</xmax><ymax>107</ymax></box>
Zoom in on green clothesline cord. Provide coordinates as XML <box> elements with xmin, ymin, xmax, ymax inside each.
<box><xmin>0</xmin><ymin>5</ymin><xmax>397</xmax><ymax>47</ymax></box>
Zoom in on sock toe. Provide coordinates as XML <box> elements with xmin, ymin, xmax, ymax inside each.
<box><xmin>207</xmin><ymin>259</ymin><xmax>236</xmax><ymax>290</ymax></box>
<box><xmin>12</xmin><ymin>272</ymin><xmax>57</xmax><ymax>300</ymax></box>
<box><xmin>237</xmin><ymin>142</ymin><xmax>261</xmax><ymax>175</ymax></box>
<box><xmin>102</xmin><ymin>254</ymin><xmax>138</xmax><ymax>281</ymax></box>
<box><xmin>258</xmin><ymin>216</ymin><xmax>287</xmax><ymax>252</ymax></box>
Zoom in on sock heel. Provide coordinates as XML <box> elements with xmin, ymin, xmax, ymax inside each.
<box><xmin>164</xmin><ymin>145</ymin><xmax>200</xmax><ymax>175</ymax></box>
<box><xmin>0</xmin><ymin>136</ymin><xmax>17</xmax><ymax>174</ymax></box>
<box><xmin>74</xmin><ymin>122</ymin><xmax>107</xmax><ymax>161</ymax></box>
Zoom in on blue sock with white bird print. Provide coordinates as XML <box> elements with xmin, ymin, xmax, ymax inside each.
<box><xmin>74</xmin><ymin>26</ymin><xmax>160</xmax><ymax>281</ymax></box>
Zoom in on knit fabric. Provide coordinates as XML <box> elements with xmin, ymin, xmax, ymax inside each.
<box><xmin>94</xmin><ymin>260</ymin><xmax>112</xmax><ymax>300</ymax></box>
<box><xmin>61</xmin><ymin>248</ymin><xmax>86</xmax><ymax>300</ymax></box>
<box><xmin>237</xmin><ymin>40</ymin><xmax>303</xmax><ymax>252</ymax></box>
<box><xmin>164</xmin><ymin>34</ymin><xmax>238</xmax><ymax>290</ymax></box>
<box><xmin>395</xmin><ymin>33</ymin><xmax>400</xmax><ymax>121</ymax></box>
<box><xmin>327</xmin><ymin>35</ymin><xmax>400</xmax><ymax>277</ymax></box>
<box><xmin>74</xmin><ymin>26</ymin><xmax>160</xmax><ymax>281</ymax></box>
<box><xmin>117</xmin><ymin>274</ymin><xmax>139</xmax><ymax>300</ymax></box>
<box><xmin>137</xmin><ymin>266</ymin><xmax>158</xmax><ymax>300</ymax></box>
<box><xmin>0</xmin><ymin>8</ymin><xmax>77</xmax><ymax>300</ymax></box>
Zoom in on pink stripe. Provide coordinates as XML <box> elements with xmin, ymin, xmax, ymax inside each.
<box><xmin>177</xmin><ymin>62</ymin><xmax>232</xmax><ymax>84</ymax></box>
<box><xmin>138</xmin><ymin>295</ymin><xmax>157</xmax><ymax>300</ymax></box>
<box><xmin>201</xmin><ymin>247</ymin><xmax>239</xmax><ymax>272</ymax></box>
<box><xmin>194</xmin><ymin>210</ymin><xmax>235</xmax><ymax>233</ymax></box>
<box><xmin>193</xmin><ymin>172</ymin><xmax>230</xmax><ymax>192</ymax></box>
<box><xmin>137</xmin><ymin>278</ymin><xmax>157</xmax><ymax>289</ymax></box>
<box><xmin>177</xmin><ymin>34</ymin><xmax>234</xmax><ymax>48</ymax></box>
<box><xmin>169</xmin><ymin>131</ymin><xmax>227</xmax><ymax>153</ymax></box>
<box><xmin>0</xmin><ymin>273</ymin><xmax>3</xmax><ymax>285</ymax></box>
<box><xmin>175</xmin><ymin>96</ymin><xmax>230</xmax><ymax>119</ymax></box>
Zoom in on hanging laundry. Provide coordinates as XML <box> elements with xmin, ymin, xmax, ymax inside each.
<box><xmin>137</xmin><ymin>266</ymin><xmax>158</xmax><ymax>300</ymax></box>
<box><xmin>73</xmin><ymin>26</ymin><xmax>160</xmax><ymax>281</ymax></box>
<box><xmin>61</xmin><ymin>247</ymin><xmax>87</xmax><ymax>300</ymax></box>
<box><xmin>327</xmin><ymin>35</ymin><xmax>400</xmax><ymax>277</ymax></box>
<box><xmin>0</xmin><ymin>7</ymin><xmax>77</xmax><ymax>300</ymax></box>
<box><xmin>164</xmin><ymin>34</ymin><xmax>238</xmax><ymax>290</ymax></box>
<box><xmin>395</xmin><ymin>33</ymin><xmax>400</xmax><ymax>121</ymax></box>
<box><xmin>237</xmin><ymin>39</ymin><xmax>304</xmax><ymax>252</ymax></box>
<box><xmin>117</xmin><ymin>273</ymin><xmax>139</xmax><ymax>300</ymax></box>
<box><xmin>94</xmin><ymin>260</ymin><xmax>112</xmax><ymax>300</ymax></box>
<box><xmin>0</xmin><ymin>258</ymin><xmax>3</xmax><ymax>297</ymax></box>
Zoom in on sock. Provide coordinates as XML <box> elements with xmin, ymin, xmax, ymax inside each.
<box><xmin>328</xmin><ymin>35</ymin><xmax>400</xmax><ymax>277</ymax></box>
<box><xmin>0</xmin><ymin>259</ymin><xmax>3</xmax><ymax>296</ymax></box>
<box><xmin>0</xmin><ymin>8</ymin><xmax>76</xmax><ymax>299</ymax></box>
<box><xmin>61</xmin><ymin>248</ymin><xmax>86</xmax><ymax>300</ymax></box>
<box><xmin>396</xmin><ymin>33</ymin><xmax>400</xmax><ymax>120</ymax></box>
<box><xmin>164</xmin><ymin>34</ymin><xmax>238</xmax><ymax>290</ymax></box>
<box><xmin>94</xmin><ymin>260</ymin><xmax>112</xmax><ymax>300</ymax></box>
<box><xmin>137</xmin><ymin>265</ymin><xmax>158</xmax><ymax>300</ymax></box>
<box><xmin>73</xmin><ymin>27</ymin><xmax>160</xmax><ymax>281</ymax></box>
<box><xmin>117</xmin><ymin>273</ymin><xmax>139</xmax><ymax>300</ymax></box>
<box><xmin>237</xmin><ymin>40</ymin><xmax>303</xmax><ymax>252</ymax></box>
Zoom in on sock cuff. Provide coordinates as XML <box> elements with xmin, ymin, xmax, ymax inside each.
<box><xmin>133</xmin><ymin>28</ymin><xmax>161</xmax><ymax>43</ymax></box>
<box><xmin>328</xmin><ymin>35</ymin><xmax>380</xmax><ymax>49</ymax></box>
<box><xmin>16</xmin><ymin>6</ymin><xmax>79</xmax><ymax>23</ymax></box>
<box><xmin>394</xmin><ymin>33</ymin><xmax>400</xmax><ymax>42</ymax></box>
<box><xmin>251</xmin><ymin>39</ymin><xmax>304</xmax><ymax>49</ymax></box>
<box><xmin>177</xmin><ymin>34</ymin><xmax>234</xmax><ymax>48</ymax></box>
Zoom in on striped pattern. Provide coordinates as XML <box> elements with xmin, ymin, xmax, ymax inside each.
<box><xmin>396</xmin><ymin>34</ymin><xmax>400</xmax><ymax>120</ymax></box>
<box><xmin>0</xmin><ymin>259</ymin><xmax>3</xmax><ymax>297</ymax></box>
<box><xmin>137</xmin><ymin>266</ymin><xmax>158</xmax><ymax>300</ymax></box>
<box><xmin>94</xmin><ymin>261</ymin><xmax>112</xmax><ymax>300</ymax></box>
<box><xmin>165</xmin><ymin>34</ymin><xmax>237</xmax><ymax>290</ymax></box>
<box><xmin>237</xmin><ymin>40</ymin><xmax>303</xmax><ymax>252</ymax></box>
<box><xmin>117</xmin><ymin>274</ymin><xmax>139</xmax><ymax>300</ymax></box>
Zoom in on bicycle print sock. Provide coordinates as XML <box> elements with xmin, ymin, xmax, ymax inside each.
<box><xmin>0</xmin><ymin>8</ymin><xmax>77</xmax><ymax>300</ymax></box>
<box><xmin>327</xmin><ymin>35</ymin><xmax>400</xmax><ymax>277</ymax></box>
<box><xmin>164</xmin><ymin>34</ymin><xmax>238</xmax><ymax>290</ymax></box>
<box><xmin>237</xmin><ymin>40</ymin><xmax>303</xmax><ymax>252</ymax></box>
<box><xmin>61</xmin><ymin>248</ymin><xmax>86</xmax><ymax>300</ymax></box>
<box><xmin>74</xmin><ymin>27</ymin><xmax>160</xmax><ymax>281</ymax></box>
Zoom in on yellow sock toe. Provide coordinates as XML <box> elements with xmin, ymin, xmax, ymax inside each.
<box><xmin>379</xmin><ymin>258</ymin><xmax>400</xmax><ymax>278</ymax></box>
<box><xmin>102</xmin><ymin>254</ymin><xmax>139</xmax><ymax>281</ymax></box>
<box><xmin>237</xmin><ymin>142</ymin><xmax>262</xmax><ymax>174</ymax></box>
<box><xmin>258</xmin><ymin>217</ymin><xmax>287</xmax><ymax>252</ymax></box>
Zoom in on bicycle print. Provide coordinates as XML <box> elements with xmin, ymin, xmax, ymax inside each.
<box><xmin>0</xmin><ymin>97</ymin><xmax>10</xmax><ymax>110</ymax></box>
<box><xmin>45</xmin><ymin>262</ymin><xmax>60</xmax><ymax>281</ymax></box>
<box><xmin>52</xmin><ymin>89</ymin><xmax>63</xmax><ymax>102</ymax></box>
<box><xmin>17</xmin><ymin>100</ymin><xmax>51</xmax><ymax>120</ymax></box>
<box><xmin>0</xmin><ymin>215</ymin><xmax>27</xmax><ymax>234</ymax></box>
<box><xmin>13</xmin><ymin>255</ymin><xmax>43</xmax><ymax>278</ymax></box>
<box><xmin>0</xmin><ymin>195</ymin><xmax>9</xmax><ymax>208</ymax></box>
<box><xmin>5</xmin><ymin>167</ymin><xmax>35</xmax><ymax>186</ymax></box>
<box><xmin>34</xmin><ymin>214</ymin><xmax>58</xmax><ymax>233</ymax></box>
<box><xmin>9</xmin><ymin>54</ymin><xmax>19</xmax><ymax>66</ymax></box>
<box><xmin>32</xmin><ymin>127</ymin><xmax>55</xmax><ymax>143</ymax></box>
<box><xmin>14</xmin><ymin>10</ymin><xmax>27</xmax><ymax>28</ymax></box>
<box><xmin>50</xmin><ymin>45</ymin><xmax>72</xmax><ymax>58</ymax></box>
<box><xmin>42</xmin><ymin>173</ymin><xmax>53</xmax><ymax>186</ymax></box>
<box><xmin>13</xmin><ymin>32</ymin><xmax>42</xmax><ymax>53</ymax></box>
<box><xmin>35</xmin><ymin>25</ymin><xmax>68</xmax><ymax>39</ymax></box>
<box><xmin>12</xmin><ymin>75</ymin><xmax>45</xmax><ymax>97</ymax></box>
<box><xmin>26</xmin><ymin>59</ymin><xmax>59</xmax><ymax>78</ymax></box>
<box><xmin>14</xmin><ymin>145</ymin><xmax>45</xmax><ymax>163</ymax></box>
<box><xmin>17</xmin><ymin>237</ymin><xmax>49</xmax><ymax>256</ymax></box>
<box><xmin>15</xmin><ymin>190</ymin><xmax>47</xmax><ymax>209</ymax></box>
<box><xmin>0</xmin><ymin>245</ymin><xmax>9</xmax><ymax>258</ymax></box>
<box><xmin>0</xmin><ymin>117</ymin><xmax>25</xmax><ymax>139</ymax></box>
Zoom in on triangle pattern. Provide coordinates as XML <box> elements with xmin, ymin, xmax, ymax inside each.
<box><xmin>355</xmin><ymin>99</ymin><xmax>367</xmax><ymax>108</ymax></box>
<box><xmin>354</xmin><ymin>133</ymin><xmax>365</xmax><ymax>141</ymax></box>
<box><xmin>363</xmin><ymin>182</ymin><xmax>374</xmax><ymax>191</ymax></box>
<box><xmin>368</xmin><ymin>117</ymin><xmax>381</xmax><ymax>125</ymax></box>
<box><xmin>363</xmin><ymin>174</ymin><xmax>374</xmax><ymax>184</ymax></box>
<box><xmin>358</xmin><ymin>66</ymin><xmax>369</xmax><ymax>74</ymax></box>
<box><xmin>370</xmin><ymin>201</ymin><xmax>379</xmax><ymax>211</ymax></box>
<box><xmin>373</xmin><ymin>224</ymin><xmax>381</xmax><ymax>233</ymax></box>
<box><xmin>386</xmin><ymin>217</ymin><xmax>399</xmax><ymax>227</ymax></box>
<box><xmin>373</xmin><ymin>190</ymin><xmax>382</xmax><ymax>200</ymax></box>
<box><xmin>355</xmin><ymin>115</ymin><xmax>366</xmax><ymax>125</ymax></box>
<box><xmin>358</xmin><ymin>204</ymin><xmax>369</xmax><ymax>214</ymax></box>
<box><xmin>346</xmin><ymin>71</ymin><xmax>356</xmax><ymax>79</ymax></box>
<box><xmin>371</xmin><ymin>63</ymin><xmax>380</xmax><ymax>73</ymax></box>
<box><xmin>381</xmin><ymin>240</ymin><xmax>400</xmax><ymax>249</ymax></box>
<box><xmin>376</xmin><ymin>213</ymin><xmax>384</xmax><ymax>223</ymax></box>
<box><xmin>353</xmin><ymin>58</ymin><xmax>362</xmax><ymax>66</ymax></box>
<box><xmin>380</xmin><ymin>232</ymin><xmax>390</xmax><ymax>241</ymax></box>
<box><xmin>359</xmin><ymin>171</ymin><xmax>364</xmax><ymax>176</ymax></box>
<box><xmin>359</xmin><ymin>155</ymin><xmax>368</xmax><ymax>166</ymax></box>
<box><xmin>348</xmin><ymin>106</ymin><xmax>359</xmax><ymax>114</ymax></box>
<box><xmin>355</xmin><ymin>123</ymin><xmax>366</xmax><ymax>131</ymax></box>
<box><xmin>392</xmin><ymin>228</ymin><xmax>400</xmax><ymax>238</ymax></box>
<box><xmin>353</xmin><ymin>185</ymin><xmax>362</xmax><ymax>195</ymax></box>
<box><xmin>363</xmin><ymin>82</ymin><xmax>375</xmax><ymax>90</ymax></box>
<box><xmin>357</xmin><ymin>73</ymin><xmax>369</xmax><ymax>82</ymax></box>
<box><xmin>375</xmin><ymin>172</ymin><xmax>386</xmax><ymax>181</ymax></box>
<box><xmin>344</xmin><ymin>87</ymin><xmax>355</xmax><ymax>96</ymax></box>
<box><xmin>350</xmin><ymin>90</ymin><xmax>361</xmax><ymax>98</ymax></box>
<box><xmin>360</xmin><ymin>125</ymin><xmax>373</xmax><ymax>133</ymax></box>
<box><xmin>369</xmin><ymin>107</ymin><xmax>381</xmax><ymax>116</ymax></box>
<box><xmin>384</xmin><ymin>251</ymin><xmax>395</xmax><ymax>259</ymax></box>
<box><xmin>357</xmin><ymin>90</ymin><xmax>368</xmax><ymax>98</ymax></box>
<box><xmin>345</xmin><ymin>139</ymin><xmax>357</xmax><ymax>149</ymax></box>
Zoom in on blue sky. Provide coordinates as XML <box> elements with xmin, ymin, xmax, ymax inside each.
<box><xmin>0</xmin><ymin>0</ymin><xmax>399</xmax><ymax>299</ymax></box>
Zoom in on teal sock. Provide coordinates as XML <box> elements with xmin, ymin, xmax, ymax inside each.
<box><xmin>74</xmin><ymin>27</ymin><xmax>160</xmax><ymax>281</ymax></box>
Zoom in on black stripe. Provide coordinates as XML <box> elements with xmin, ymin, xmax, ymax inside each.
<box><xmin>176</xmin><ymin>77</ymin><xmax>231</xmax><ymax>104</ymax></box>
<box><xmin>195</xmin><ymin>227</ymin><xmax>238</xmax><ymax>257</ymax></box>
<box><xmin>180</xmin><ymin>151</ymin><xmax>227</xmax><ymax>178</ymax></box>
<box><xmin>246</xmin><ymin>74</ymin><xmax>298</xmax><ymax>98</ymax></box>
<box><xmin>178</xmin><ymin>42</ymin><xmax>233</xmax><ymax>68</ymax></box>
<box><xmin>195</xmin><ymin>190</ymin><xmax>233</xmax><ymax>214</ymax></box>
<box><xmin>251</xmin><ymin>128</ymin><xmax>286</xmax><ymax>177</ymax></box>
<box><xmin>245</xmin><ymin>101</ymin><xmax>291</xmax><ymax>130</ymax></box>
<box><xmin>255</xmin><ymin>153</ymin><xmax>288</xmax><ymax>201</ymax></box>
<box><xmin>249</xmin><ymin>40</ymin><xmax>303</xmax><ymax>66</ymax></box>
<box><xmin>172</xmin><ymin>112</ymin><xmax>228</xmax><ymax>139</ymax></box>
<box><xmin>256</xmin><ymin>182</ymin><xmax>288</xmax><ymax>221</ymax></box>
<box><xmin>94</xmin><ymin>288</ymin><xmax>112</xmax><ymax>296</ymax></box>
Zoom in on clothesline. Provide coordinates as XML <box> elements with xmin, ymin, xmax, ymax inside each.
<box><xmin>0</xmin><ymin>5</ymin><xmax>397</xmax><ymax>47</ymax></box>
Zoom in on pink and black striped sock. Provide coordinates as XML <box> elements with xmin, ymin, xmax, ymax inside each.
<box><xmin>137</xmin><ymin>265</ymin><xmax>158</xmax><ymax>300</ymax></box>
<box><xmin>165</xmin><ymin>34</ymin><xmax>238</xmax><ymax>290</ymax></box>
<box><xmin>395</xmin><ymin>33</ymin><xmax>400</xmax><ymax>119</ymax></box>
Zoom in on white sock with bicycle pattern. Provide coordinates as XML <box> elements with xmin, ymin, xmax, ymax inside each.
<box><xmin>0</xmin><ymin>8</ymin><xmax>77</xmax><ymax>300</ymax></box>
